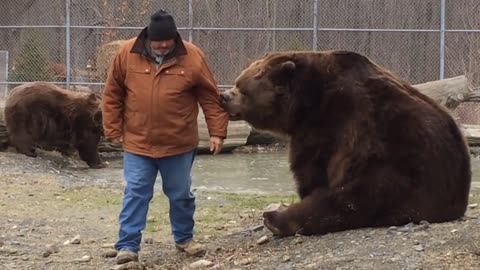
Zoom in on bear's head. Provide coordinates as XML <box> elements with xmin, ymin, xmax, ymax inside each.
<box><xmin>222</xmin><ymin>50</ymin><xmax>380</xmax><ymax>136</ymax></box>
<box><xmin>221</xmin><ymin>53</ymin><xmax>298</xmax><ymax>135</ymax></box>
<box><xmin>87</xmin><ymin>92</ymin><xmax>104</xmax><ymax>136</ymax></box>
<box><xmin>74</xmin><ymin>92</ymin><xmax>104</xmax><ymax>142</ymax></box>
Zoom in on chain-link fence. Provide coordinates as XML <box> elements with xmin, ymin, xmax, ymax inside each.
<box><xmin>1</xmin><ymin>0</ymin><xmax>480</xmax><ymax>121</ymax></box>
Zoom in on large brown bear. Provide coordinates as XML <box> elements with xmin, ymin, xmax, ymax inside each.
<box><xmin>221</xmin><ymin>50</ymin><xmax>472</xmax><ymax>236</ymax></box>
<box><xmin>4</xmin><ymin>82</ymin><xmax>105</xmax><ymax>169</ymax></box>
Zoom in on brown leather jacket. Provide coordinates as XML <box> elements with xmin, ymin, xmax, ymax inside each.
<box><xmin>102</xmin><ymin>28</ymin><xmax>228</xmax><ymax>158</ymax></box>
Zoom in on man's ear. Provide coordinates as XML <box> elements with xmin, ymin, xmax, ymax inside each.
<box><xmin>268</xmin><ymin>60</ymin><xmax>296</xmax><ymax>85</ymax></box>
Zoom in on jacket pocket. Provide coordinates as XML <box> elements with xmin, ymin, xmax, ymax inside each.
<box><xmin>125</xmin><ymin>66</ymin><xmax>152</xmax><ymax>91</ymax></box>
<box><xmin>161</xmin><ymin>68</ymin><xmax>192</xmax><ymax>91</ymax></box>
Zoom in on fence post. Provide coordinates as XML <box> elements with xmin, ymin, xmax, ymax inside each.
<box><xmin>439</xmin><ymin>0</ymin><xmax>446</xmax><ymax>80</ymax></box>
<box><xmin>65</xmin><ymin>0</ymin><xmax>71</xmax><ymax>89</ymax></box>
<box><xmin>188</xmin><ymin>0</ymin><xmax>193</xmax><ymax>42</ymax></box>
<box><xmin>312</xmin><ymin>0</ymin><xmax>319</xmax><ymax>50</ymax></box>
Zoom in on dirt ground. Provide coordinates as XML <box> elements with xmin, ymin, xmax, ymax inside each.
<box><xmin>1</xmin><ymin>149</ymin><xmax>480</xmax><ymax>270</ymax></box>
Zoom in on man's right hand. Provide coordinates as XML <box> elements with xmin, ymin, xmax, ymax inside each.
<box><xmin>110</xmin><ymin>136</ymin><xmax>123</xmax><ymax>144</ymax></box>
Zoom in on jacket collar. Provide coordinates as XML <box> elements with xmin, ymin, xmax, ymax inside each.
<box><xmin>130</xmin><ymin>27</ymin><xmax>187</xmax><ymax>63</ymax></box>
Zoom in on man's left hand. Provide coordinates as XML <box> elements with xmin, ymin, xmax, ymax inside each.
<box><xmin>210</xmin><ymin>136</ymin><xmax>224</xmax><ymax>155</ymax></box>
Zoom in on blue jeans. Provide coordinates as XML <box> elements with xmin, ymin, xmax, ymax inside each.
<box><xmin>115</xmin><ymin>150</ymin><xmax>196</xmax><ymax>252</ymax></box>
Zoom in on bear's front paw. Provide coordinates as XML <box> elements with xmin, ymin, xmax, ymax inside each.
<box><xmin>263</xmin><ymin>210</ymin><xmax>297</xmax><ymax>237</ymax></box>
<box><xmin>88</xmin><ymin>161</ymin><xmax>107</xmax><ymax>169</ymax></box>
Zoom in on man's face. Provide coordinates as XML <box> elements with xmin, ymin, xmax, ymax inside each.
<box><xmin>150</xmin><ymin>39</ymin><xmax>175</xmax><ymax>56</ymax></box>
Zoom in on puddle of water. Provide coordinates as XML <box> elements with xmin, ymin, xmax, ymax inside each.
<box><xmin>67</xmin><ymin>151</ymin><xmax>480</xmax><ymax>194</ymax></box>
<box><xmin>192</xmin><ymin>151</ymin><xmax>295</xmax><ymax>194</ymax></box>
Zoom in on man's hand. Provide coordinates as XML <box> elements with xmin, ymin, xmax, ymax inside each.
<box><xmin>210</xmin><ymin>136</ymin><xmax>224</xmax><ymax>155</ymax></box>
<box><xmin>110</xmin><ymin>136</ymin><xmax>123</xmax><ymax>144</ymax></box>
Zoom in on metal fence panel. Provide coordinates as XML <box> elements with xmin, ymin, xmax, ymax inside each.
<box><xmin>445</xmin><ymin>0</ymin><xmax>480</xmax><ymax>29</ymax></box>
<box><xmin>317</xmin><ymin>0</ymin><xmax>441</xmax><ymax>29</ymax></box>
<box><xmin>1</xmin><ymin>0</ymin><xmax>480</xmax><ymax>123</ymax></box>
<box><xmin>317</xmin><ymin>31</ymin><xmax>441</xmax><ymax>85</ymax></box>
<box><xmin>0</xmin><ymin>0</ymin><xmax>65</xmax><ymax>26</ymax></box>
<box><xmin>70</xmin><ymin>0</ymin><xmax>190</xmax><ymax>27</ymax></box>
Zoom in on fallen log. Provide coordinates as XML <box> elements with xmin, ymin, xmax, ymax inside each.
<box><xmin>413</xmin><ymin>75</ymin><xmax>469</xmax><ymax>110</ymax></box>
<box><xmin>461</xmin><ymin>124</ymin><xmax>480</xmax><ymax>146</ymax></box>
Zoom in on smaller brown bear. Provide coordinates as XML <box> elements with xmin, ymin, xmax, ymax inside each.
<box><xmin>4</xmin><ymin>82</ymin><xmax>105</xmax><ymax>168</ymax></box>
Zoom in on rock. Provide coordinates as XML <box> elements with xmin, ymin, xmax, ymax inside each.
<box><xmin>111</xmin><ymin>261</ymin><xmax>146</xmax><ymax>270</ymax></box>
<box><xmin>74</xmin><ymin>255</ymin><xmax>91</xmax><ymax>262</ymax></box>
<box><xmin>256</xmin><ymin>236</ymin><xmax>269</xmax><ymax>245</ymax></box>
<box><xmin>250</xmin><ymin>225</ymin><xmax>264</xmax><ymax>232</ymax></box>
<box><xmin>102</xmin><ymin>249</ymin><xmax>118</xmax><ymax>258</ymax></box>
<box><xmin>101</xmin><ymin>243</ymin><xmax>116</xmax><ymax>248</ymax></box>
<box><xmin>70</xmin><ymin>234</ymin><xmax>81</xmax><ymax>244</ymax></box>
<box><xmin>414</xmin><ymin>244</ymin><xmax>424</xmax><ymax>252</ymax></box>
<box><xmin>144</xmin><ymin>237</ymin><xmax>153</xmax><ymax>244</ymax></box>
<box><xmin>387</xmin><ymin>226</ymin><xmax>397</xmax><ymax>233</ymax></box>
<box><xmin>264</xmin><ymin>203</ymin><xmax>288</xmax><ymax>212</ymax></box>
<box><xmin>397</xmin><ymin>222</ymin><xmax>415</xmax><ymax>233</ymax></box>
<box><xmin>468</xmin><ymin>203</ymin><xmax>478</xmax><ymax>209</ymax></box>
<box><xmin>214</xmin><ymin>225</ymin><xmax>225</xmax><ymax>231</ymax></box>
<box><xmin>147</xmin><ymin>217</ymin><xmax>156</xmax><ymax>223</ymax></box>
<box><xmin>63</xmin><ymin>240</ymin><xmax>71</xmax><ymax>245</ymax></box>
<box><xmin>44</xmin><ymin>244</ymin><xmax>59</xmax><ymax>255</ymax></box>
<box><xmin>282</xmin><ymin>255</ymin><xmax>291</xmax><ymax>262</ymax></box>
<box><xmin>237</xmin><ymin>258</ymin><xmax>254</xmax><ymax>265</ymax></box>
<box><xmin>291</xmin><ymin>238</ymin><xmax>304</xmax><ymax>245</ymax></box>
<box><xmin>412</xmin><ymin>221</ymin><xmax>430</xmax><ymax>232</ymax></box>
<box><xmin>1</xmin><ymin>248</ymin><xmax>18</xmax><ymax>255</ymax></box>
<box><xmin>189</xmin><ymin>259</ymin><xmax>214</xmax><ymax>268</ymax></box>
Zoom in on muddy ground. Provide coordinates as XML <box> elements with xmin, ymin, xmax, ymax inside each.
<box><xmin>1</xmin><ymin>149</ymin><xmax>480</xmax><ymax>270</ymax></box>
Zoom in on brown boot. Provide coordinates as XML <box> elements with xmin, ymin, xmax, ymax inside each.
<box><xmin>116</xmin><ymin>249</ymin><xmax>138</xmax><ymax>264</ymax></box>
<box><xmin>175</xmin><ymin>239</ymin><xmax>206</xmax><ymax>257</ymax></box>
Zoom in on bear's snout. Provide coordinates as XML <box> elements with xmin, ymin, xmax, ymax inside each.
<box><xmin>220</xmin><ymin>90</ymin><xmax>242</xmax><ymax>121</ymax></box>
<box><xmin>220</xmin><ymin>91</ymin><xmax>232</xmax><ymax>104</ymax></box>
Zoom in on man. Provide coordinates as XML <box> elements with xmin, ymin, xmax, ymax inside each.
<box><xmin>102</xmin><ymin>10</ymin><xmax>228</xmax><ymax>264</ymax></box>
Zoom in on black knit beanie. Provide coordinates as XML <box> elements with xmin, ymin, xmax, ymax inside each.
<box><xmin>147</xmin><ymin>10</ymin><xmax>178</xmax><ymax>41</ymax></box>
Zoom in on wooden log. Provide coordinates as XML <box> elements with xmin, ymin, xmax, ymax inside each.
<box><xmin>464</xmin><ymin>90</ymin><xmax>480</xmax><ymax>102</ymax></box>
<box><xmin>413</xmin><ymin>75</ymin><xmax>469</xmax><ymax>110</ymax></box>
<box><xmin>197</xmin><ymin>109</ymin><xmax>251</xmax><ymax>153</ymax></box>
<box><xmin>461</xmin><ymin>124</ymin><xmax>480</xmax><ymax>146</ymax></box>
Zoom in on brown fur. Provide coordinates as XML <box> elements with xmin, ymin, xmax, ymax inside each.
<box><xmin>4</xmin><ymin>82</ymin><xmax>105</xmax><ymax>168</ymax></box>
<box><xmin>222</xmin><ymin>50</ymin><xmax>471</xmax><ymax>236</ymax></box>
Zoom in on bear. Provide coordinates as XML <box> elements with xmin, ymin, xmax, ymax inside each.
<box><xmin>4</xmin><ymin>81</ymin><xmax>105</xmax><ymax>169</ymax></box>
<box><xmin>221</xmin><ymin>50</ymin><xmax>472</xmax><ymax>236</ymax></box>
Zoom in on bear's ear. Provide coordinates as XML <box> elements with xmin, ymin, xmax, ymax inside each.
<box><xmin>268</xmin><ymin>60</ymin><xmax>296</xmax><ymax>86</ymax></box>
<box><xmin>87</xmin><ymin>92</ymin><xmax>97</xmax><ymax>101</ymax></box>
